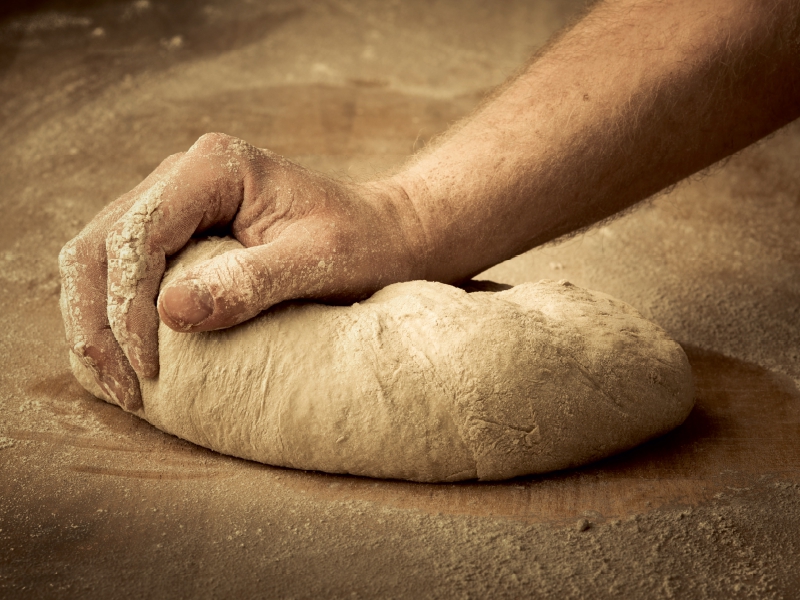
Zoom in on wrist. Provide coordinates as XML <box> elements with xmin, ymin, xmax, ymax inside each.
<box><xmin>385</xmin><ymin>166</ymin><xmax>489</xmax><ymax>285</ymax></box>
<box><xmin>361</xmin><ymin>174</ymin><xmax>435</xmax><ymax>283</ymax></box>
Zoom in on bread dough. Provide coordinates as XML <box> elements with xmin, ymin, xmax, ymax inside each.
<box><xmin>71</xmin><ymin>237</ymin><xmax>694</xmax><ymax>482</ymax></box>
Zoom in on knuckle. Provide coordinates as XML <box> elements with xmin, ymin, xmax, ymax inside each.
<box><xmin>208</xmin><ymin>251</ymin><xmax>270</xmax><ymax>310</ymax></box>
<box><xmin>193</xmin><ymin>132</ymin><xmax>257</xmax><ymax>168</ymax></box>
<box><xmin>193</xmin><ymin>131</ymin><xmax>236</xmax><ymax>153</ymax></box>
<box><xmin>235</xmin><ymin>253</ymin><xmax>269</xmax><ymax>299</ymax></box>
<box><xmin>222</xmin><ymin>251</ymin><xmax>252</xmax><ymax>285</ymax></box>
<box><xmin>58</xmin><ymin>232</ymin><xmax>98</xmax><ymax>276</ymax></box>
<box><xmin>58</xmin><ymin>237</ymin><xmax>79</xmax><ymax>271</ymax></box>
<box><xmin>159</xmin><ymin>151</ymin><xmax>185</xmax><ymax>168</ymax></box>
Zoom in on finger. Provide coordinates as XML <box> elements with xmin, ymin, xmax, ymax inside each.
<box><xmin>105</xmin><ymin>134</ymin><xmax>256</xmax><ymax>377</ymax></box>
<box><xmin>60</xmin><ymin>153</ymin><xmax>185</xmax><ymax>410</ymax></box>
<box><xmin>60</xmin><ymin>232</ymin><xmax>144</xmax><ymax>411</ymax></box>
<box><xmin>157</xmin><ymin>226</ymin><xmax>350</xmax><ymax>332</ymax></box>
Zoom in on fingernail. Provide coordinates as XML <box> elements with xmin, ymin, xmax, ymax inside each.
<box><xmin>160</xmin><ymin>279</ymin><xmax>214</xmax><ymax>328</ymax></box>
<box><xmin>102</xmin><ymin>378</ymin><xmax>142</xmax><ymax>412</ymax></box>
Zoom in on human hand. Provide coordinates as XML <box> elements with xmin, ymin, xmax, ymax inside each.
<box><xmin>59</xmin><ymin>133</ymin><xmax>423</xmax><ymax>411</ymax></box>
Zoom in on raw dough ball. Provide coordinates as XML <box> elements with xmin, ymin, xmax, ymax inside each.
<box><xmin>72</xmin><ymin>237</ymin><xmax>694</xmax><ymax>482</ymax></box>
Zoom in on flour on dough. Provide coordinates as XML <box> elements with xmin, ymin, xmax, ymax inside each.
<box><xmin>71</xmin><ymin>237</ymin><xmax>694</xmax><ymax>482</ymax></box>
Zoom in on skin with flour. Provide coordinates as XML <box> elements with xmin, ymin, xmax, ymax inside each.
<box><xmin>72</xmin><ymin>238</ymin><xmax>693</xmax><ymax>482</ymax></box>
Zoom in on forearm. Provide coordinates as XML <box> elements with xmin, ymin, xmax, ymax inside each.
<box><xmin>390</xmin><ymin>0</ymin><xmax>800</xmax><ymax>281</ymax></box>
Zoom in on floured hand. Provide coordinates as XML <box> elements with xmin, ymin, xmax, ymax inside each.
<box><xmin>58</xmin><ymin>133</ymin><xmax>423</xmax><ymax>411</ymax></box>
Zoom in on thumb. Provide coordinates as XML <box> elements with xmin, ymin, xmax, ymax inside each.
<box><xmin>157</xmin><ymin>237</ymin><xmax>334</xmax><ymax>333</ymax></box>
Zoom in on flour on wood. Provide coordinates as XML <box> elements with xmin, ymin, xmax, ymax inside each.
<box><xmin>71</xmin><ymin>237</ymin><xmax>694</xmax><ymax>482</ymax></box>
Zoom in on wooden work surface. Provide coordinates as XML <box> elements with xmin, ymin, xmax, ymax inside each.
<box><xmin>7</xmin><ymin>347</ymin><xmax>800</xmax><ymax>522</ymax></box>
<box><xmin>1</xmin><ymin>1</ymin><xmax>799</xmax><ymax>597</ymax></box>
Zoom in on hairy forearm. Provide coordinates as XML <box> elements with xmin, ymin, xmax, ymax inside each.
<box><xmin>390</xmin><ymin>0</ymin><xmax>800</xmax><ymax>281</ymax></box>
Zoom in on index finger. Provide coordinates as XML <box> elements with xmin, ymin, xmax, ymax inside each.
<box><xmin>105</xmin><ymin>133</ymin><xmax>259</xmax><ymax>377</ymax></box>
